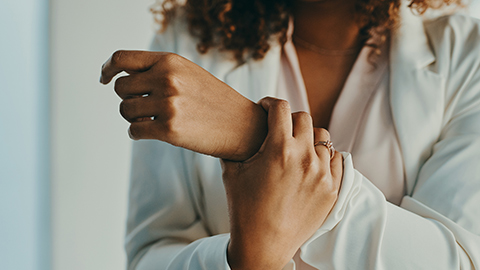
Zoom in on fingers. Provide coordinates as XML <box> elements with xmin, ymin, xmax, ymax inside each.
<box><xmin>114</xmin><ymin>75</ymin><xmax>151</xmax><ymax>100</ymax></box>
<box><xmin>128</xmin><ymin>120</ymin><xmax>157</xmax><ymax>140</ymax></box>
<box><xmin>257</xmin><ymin>97</ymin><xmax>315</xmax><ymax>154</ymax></box>
<box><xmin>100</xmin><ymin>50</ymin><xmax>166</xmax><ymax>84</ymax></box>
<box><xmin>330</xmin><ymin>150</ymin><xmax>343</xmax><ymax>190</ymax></box>
<box><xmin>126</xmin><ymin>99</ymin><xmax>177</xmax><ymax>140</ymax></box>
<box><xmin>291</xmin><ymin>112</ymin><xmax>314</xmax><ymax>143</ymax></box>
<box><xmin>119</xmin><ymin>97</ymin><xmax>161</xmax><ymax>123</ymax></box>
<box><xmin>313</xmin><ymin>128</ymin><xmax>332</xmax><ymax>164</ymax></box>
<box><xmin>258</xmin><ymin>97</ymin><xmax>293</xmax><ymax>141</ymax></box>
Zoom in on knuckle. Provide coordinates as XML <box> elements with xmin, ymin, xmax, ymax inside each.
<box><xmin>100</xmin><ymin>65</ymin><xmax>107</xmax><ymax>78</ymax></box>
<box><xmin>272</xmin><ymin>141</ymin><xmax>294</xmax><ymax>164</ymax></box>
<box><xmin>258</xmin><ymin>96</ymin><xmax>275</xmax><ymax>106</ymax></box>
<box><xmin>258</xmin><ymin>97</ymin><xmax>290</xmax><ymax>113</ymax></box>
<box><xmin>273</xmin><ymin>99</ymin><xmax>291</xmax><ymax>111</ymax></box>
<box><xmin>299</xmin><ymin>111</ymin><xmax>312</xmax><ymax>121</ymax></box>
<box><xmin>259</xmin><ymin>96</ymin><xmax>275</xmax><ymax>103</ymax></box>
<box><xmin>316</xmin><ymin>128</ymin><xmax>331</xmax><ymax>140</ymax></box>
<box><xmin>159</xmin><ymin>117</ymin><xmax>179</xmax><ymax>141</ymax></box>
<box><xmin>300</xmin><ymin>152</ymin><xmax>319</xmax><ymax>175</ymax></box>
<box><xmin>306</xmin><ymin>156</ymin><xmax>320</xmax><ymax>172</ymax></box>
<box><xmin>163</xmin><ymin>97</ymin><xmax>178</xmax><ymax>120</ymax></box>
<box><xmin>129</xmin><ymin>125</ymin><xmax>141</xmax><ymax>140</ymax></box>
<box><xmin>327</xmin><ymin>185</ymin><xmax>339</xmax><ymax>201</ymax></box>
<box><xmin>119</xmin><ymin>100</ymin><xmax>135</xmax><ymax>121</ymax></box>
<box><xmin>111</xmin><ymin>50</ymin><xmax>127</xmax><ymax>66</ymax></box>
<box><xmin>318</xmin><ymin>174</ymin><xmax>338</xmax><ymax>198</ymax></box>
<box><xmin>162</xmin><ymin>52</ymin><xmax>181</xmax><ymax>66</ymax></box>
<box><xmin>114</xmin><ymin>76</ymin><xmax>128</xmax><ymax>95</ymax></box>
<box><xmin>291</xmin><ymin>112</ymin><xmax>301</xmax><ymax>119</ymax></box>
<box><xmin>293</xmin><ymin>111</ymin><xmax>312</xmax><ymax>123</ymax></box>
<box><xmin>155</xmin><ymin>98</ymin><xmax>179</xmax><ymax>139</ymax></box>
<box><xmin>162</xmin><ymin>73</ymin><xmax>180</xmax><ymax>95</ymax></box>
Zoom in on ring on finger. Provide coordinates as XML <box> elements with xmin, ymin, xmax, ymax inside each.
<box><xmin>314</xmin><ymin>140</ymin><xmax>335</xmax><ymax>160</ymax></box>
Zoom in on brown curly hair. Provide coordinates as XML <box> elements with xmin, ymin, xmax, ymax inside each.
<box><xmin>151</xmin><ymin>0</ymin><xmax>461</xmax><ymax>62</ymax></box>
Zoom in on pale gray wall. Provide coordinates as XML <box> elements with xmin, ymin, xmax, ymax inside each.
<box><xmin>50</xmin><ymin>0</ymin><xmax>154</xmax><ymax>269</ymax></box>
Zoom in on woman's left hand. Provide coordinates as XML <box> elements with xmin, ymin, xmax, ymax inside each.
<box><xmin>221</xmin><ymin>97</ymin><xmax>343</xmax><ymax>270</ymax></box>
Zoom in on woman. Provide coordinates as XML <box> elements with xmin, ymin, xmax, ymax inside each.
<box><xmin>100</xmin><ymin>0</ymin><xmax>480</xmax><ymax>269</ymax></box>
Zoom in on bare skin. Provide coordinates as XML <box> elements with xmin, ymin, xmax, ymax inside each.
<box><xmin>223</xmin><ymin>97</ymin><xmax>343</xmax><ymax>269</ymax></box>
<box><xmin>225</xmin><ymin>2</ymin><xmax>362</xmax><ymax>268</ymax></box>
<box><xmin>101</xmin><ymin>53</ymin><xmax>345</xmax><ymax>268</ymax></box>
<box><xmin>100</xmin><ymin>51</ymin><xmax>268</xmax><ymax>161</ymax></box>
<box><xmin>100</xmin><ymin>0</ymin><xmax>360</xmax><ymax>268</ymax></box>
<box><xmin>293</xmin><ymin>0</ymin><xmax>362</xmax><ymax>128</ymax></box>
<box><xmin>99</xmin><ymin>0</ymin><xmax>361</xmax><ymax>159</ymax></box>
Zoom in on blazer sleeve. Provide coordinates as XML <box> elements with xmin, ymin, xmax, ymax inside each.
<box><xmin>124</xmin><ymin>17</ymin><xmax>232</xmax><ymax>269</ymax></box>
<box><xmin>296</xmin><ymin>28</ymin><xmax>480</xmax><ymax>270</ymax></box>
<box><xmin>125</xmin><ymin>140</ymin><xmax>231</xmax><ymax>270</ymax></box>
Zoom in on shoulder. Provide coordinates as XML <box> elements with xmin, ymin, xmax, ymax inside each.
<box><xmin>149</xmin><ymin>9</ymin><xmax>193</xmax><ymax>54</ymax></box>
<box><xmin>424</xmin><ymin>13</ymin><xmax>480</xmax><ymax>40</ymax></box>
<box><xmin>423</xmin><ymin>14</ymin><xmax>480</xmax><ymax>105</ymax></box>
<box><xmin>149</xmin><ymin>9</ymin><xmax>238</xmax><ymax>79</ymax></box>
<box><xmin>423</xmin><ymin>13</ymin><xmax>480</xmax><ymax>73</ymax></box>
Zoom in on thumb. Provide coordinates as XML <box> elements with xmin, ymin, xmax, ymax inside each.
<box><xmin>100</xmin><ymin>50</ymin><xmax>167</xmax><ymax>84</ymax></box>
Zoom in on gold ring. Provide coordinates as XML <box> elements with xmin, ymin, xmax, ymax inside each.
<box><xmin>314</xmin><ymin>140</ymin><xmax>335</xmax><ymax>159</ymax></box>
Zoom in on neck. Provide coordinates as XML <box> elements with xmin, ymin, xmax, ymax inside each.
<box><xmin>293</xmin><ymin>0</ymin><xmax>362</xmax><ymax>51</ymax></box>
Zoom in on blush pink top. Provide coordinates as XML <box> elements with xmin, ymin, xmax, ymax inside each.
<box><xmin>277</xmin><ymin>35</ymin><xmax>406</xmax><ymax>269</ymax></box>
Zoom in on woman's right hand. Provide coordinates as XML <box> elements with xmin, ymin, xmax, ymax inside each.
<box><xmin>100</xmin><ymin>50</ymin><xmax>267</xmax><ymax>161</ymax></box>
<box><xmin>221</xmin><ymin>97</ymin><xmax>343</xmax><ymax>269</ymax></box>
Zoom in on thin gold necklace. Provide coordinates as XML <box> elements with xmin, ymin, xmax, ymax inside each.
<box><xmin>293</xmin><ymin>34</ymin><xmax>361</xmax><ymax>56</ymax></box>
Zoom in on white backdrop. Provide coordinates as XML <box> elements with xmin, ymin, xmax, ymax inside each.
<box><xmin>50</xmin><ymin>0</ymin><xmax>154</xmax><ymax>269</ymax></box>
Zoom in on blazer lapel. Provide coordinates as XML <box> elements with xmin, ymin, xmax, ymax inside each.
<box><xmin>224</xmin><ymin>7</ymin><xmax>445</xmax><ymax>197</ymax></box>
<box><xmin>224</xmin><ymin>44</ymin><xmax>282</xmax><ymax>103</ymax></box>
<box><xmin>390</xmin><ymin>4</ymin><xmax>446</xmax><ymax>195</ymax></box>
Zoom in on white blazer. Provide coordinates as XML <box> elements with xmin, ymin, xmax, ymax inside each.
<box><xmin>125</xmin><ymin>4</ymin><xmax>480</xmax><ymax>269</ymax></box>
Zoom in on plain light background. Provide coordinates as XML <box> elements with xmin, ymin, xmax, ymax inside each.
<box><xmin>2</xmin><ymin>1</ymin><xmax>480</xmax><ymax>270</ymax></box>
<box><xmin>52</xmin><ymin>3</ymin><xmax>480</xmax><ymax>270</ymax></box>
<box><xmin>50</xmin><ymin>0</ymin><xmax>155</xmax><ymax>269</ymax></box>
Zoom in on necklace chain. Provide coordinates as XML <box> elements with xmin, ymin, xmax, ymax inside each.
<box><xmin>293</xmin><ymin>35</ymin><xmax>361</xmax><ymax>56</ymax></box>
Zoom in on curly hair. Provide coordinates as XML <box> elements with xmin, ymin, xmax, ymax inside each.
<box><xmin>151</xmin><ymin>0</ymin><xmax>461</xmax><ymax>62</ymax></box>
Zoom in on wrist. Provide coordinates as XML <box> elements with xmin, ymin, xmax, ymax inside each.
<box><xmin>227</xmin><ymin>242</ymin><xmax>283</xmax><ymax>270</ymax></box>
<box><xmin>228</xmin><ymin>102</ymin><xmax>268</xmax><ymax>161</ymax></box>
<box><xmin>227</xmin><ymin>233</ymin><xmax>290</xmax><ymax>270</ymax></box>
